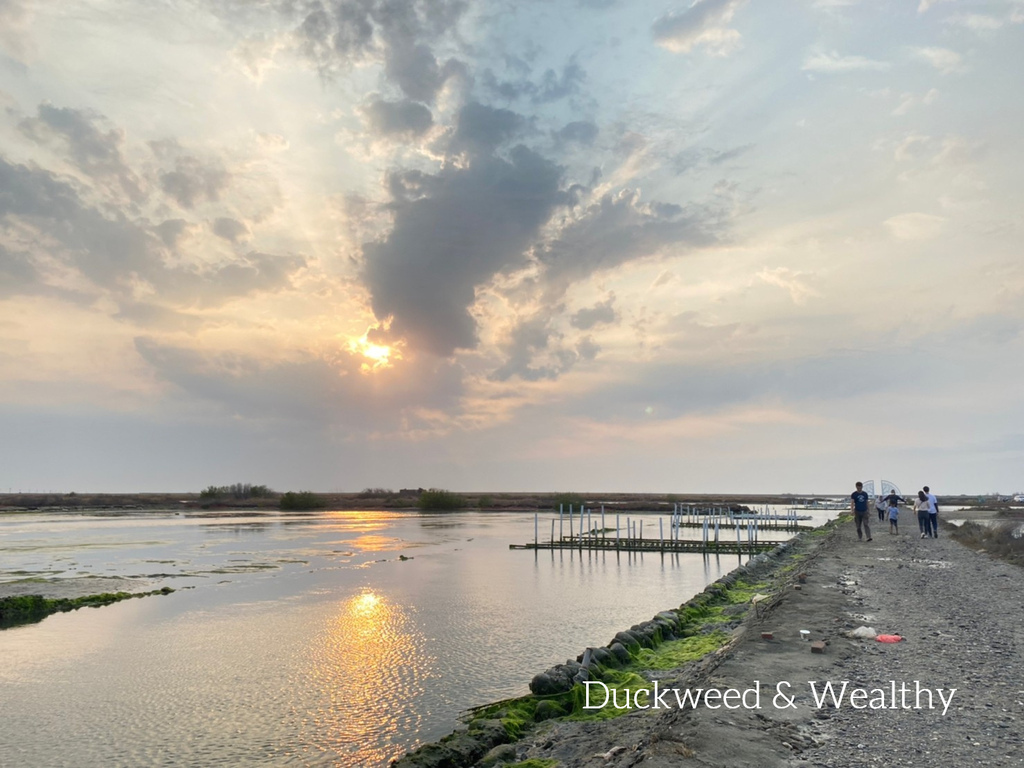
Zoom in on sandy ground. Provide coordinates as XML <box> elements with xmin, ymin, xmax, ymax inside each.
<box><xmin>504</xmin><ymin>517</ymin><xmax>1024</xmax><ymax>767</ymax></box>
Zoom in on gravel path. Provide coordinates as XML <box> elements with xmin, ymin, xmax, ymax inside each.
<box><xmin>793</xmin><ymin>522</ymin><xmax>1024</xmax><ymax>767</ymax></box>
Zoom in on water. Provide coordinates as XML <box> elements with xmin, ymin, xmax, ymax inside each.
<box><xmin>0</xmin><ymin>508</ymin><xmax>804</xmax><ymax>767</ymax></box>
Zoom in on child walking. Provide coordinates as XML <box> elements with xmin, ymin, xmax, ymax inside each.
<box><xmin>884</xmin><ymin>491</ymin><xmax>904</xmax><ymax>536</ymax></box>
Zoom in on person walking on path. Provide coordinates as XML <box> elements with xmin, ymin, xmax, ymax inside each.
<box><xmin>923</xmin><ymin>485</ymin><xmax>939</xmax><ymax>538</ymax></box>
<box><xmin>875</xmin><ymin>495</ymin><xmax>887</xmax><ymax>523</ymax></box>
<box><xmin>851</xmin><ymin>481</ymin><xmax>872</xmax><ymax>541</ymax></box>
<box><xmin>884</xmin><ymin>491</ymin><xmax>904</xmax><ymax>535</ymax></box>
<box><xmin>915</xmin><ymin>490</ymin><xmax>931</xmax><ymax>538</ymax></box>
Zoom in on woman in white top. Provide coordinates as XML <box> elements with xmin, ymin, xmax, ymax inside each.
<box><xmin>914</xmin><ymin>491</ymin><xmax>931</xmax><ymax>538</ymax></box>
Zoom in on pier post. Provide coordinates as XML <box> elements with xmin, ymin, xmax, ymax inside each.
<box><xmin>616</xmin><ymin>514</ymin><xmax>620</xmax><ymax>549</ymax></box>
<box><xmin>569</xmin><ymin>504</ymin><xmax>574</xmax><ymax>539</ymax></box>
<box><xmin>535</xmin><ymin>513</ymin><xmax>538</xmax><ymax>547</ymax></box>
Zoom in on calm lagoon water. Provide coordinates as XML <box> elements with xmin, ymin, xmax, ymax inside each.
<box><xmin>0</xmin><ymin>508</ymin><xmax>805</xmax><ymax>767</ymax></box>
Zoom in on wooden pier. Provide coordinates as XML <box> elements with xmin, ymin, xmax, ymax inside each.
<box><xmin>511</xmin><ymin>504</ymin><xmax>820</xmax><ymax>557</ymax></box>
<box><xmin>510</xmin><ymin>536</ymin><xmax>780</xmax><ymax>555</ymax></box>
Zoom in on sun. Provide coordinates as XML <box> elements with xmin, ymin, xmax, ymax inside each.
<box><xmin>348</xmin><ymin>333</ymin><xmax>401</xmax><ymax>373</ymax></box>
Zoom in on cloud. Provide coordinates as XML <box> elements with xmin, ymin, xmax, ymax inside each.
<box><xmin>914</xmin><ymin>46</ymin><xmax>963</xmax><ymax>74</ymax></box>
<box><xmin>289</xmin><ymin>0</ymin><xmax>467</xmax><ymax>102</ymax></box>
<box><xmin>448</xmin><ymin>101</ymin><xmax>526</xmax><ymax>156</ymax></box>
<box><xmin>571</xmin><ymin>297</ymin><xmax>618</xmax><ymax>329</ymax></box>
<box><xmin>0</xmin><ymin>156</ymin><xmax>304</xmax><ymax>309</ymax></box>
<box><xmin>361</xmin><ymin>98</ymin><xmax>434</xmax><ymax>138</ymax></box>
<box><xmin>883</xmin><ymin>212</ymin><xmax>945</xmax><ymax>240</ymax></box>
<box><xmin>652</xmin><ymin>0</ymin><xmax>746</xmax><ymax>55</ymax></box>
<box><xmin>536</xmin><ymin>189</ymin><xmax>724</xmax><ymax>299</ymax></box>
<box><xmin>212</xmin><ymin>217</ymin><xmax>250</xmax><ymax>243</ymax></box>
<box><xmin>0</xmin><ymin>0</ymin><xmax>33</xmax><ymax>62</ymax></box>
<box><xmin>482</xmin><ymin>60</ymin><xmax>587</xmax><ymax>105</ymax></box>
<box><xmin>946</xmin><ymin>13</ymin><xmax>1005</xmax><ymax>31</ymax></box>
<box><xmin>363</xmin><ymin>142</ymin><xmax>568</xmax><ymax>357</ymax></box>
<box><xmin>554</xmin><ymin>120</ymin><xmax>599</xmax><ymax>147</ymax></box>
<box><xmin>384</xmin><ymin>43</ymin><xmax>461</xmax><ymax>103</ymax></box>
<box><xmin>134</xmin><ymin>337</ymin><xmax>464</xmax><ymax>428</ymax></box>
<box><xmin>802</xmin><ymin>51</ymin><xmax>890</xmax><ymax>73</ymax></box>
<box><xmin>158</xmin><ymin>155</ymin><xmax>231</xmax><ymax>210</ymax></box>
<box><xmin>490</xmin><ymin>315</ymin><xmax>572</xmax><ymax>382</ymax></box>
<box><xmin>18</xmin><ymin>104</ymin><xmax>145</xmax><ymax>201</ymax></box>
<box><xmin>757</xmin><ymin>267</ymin><xmax>821</xmax><ymax>304</ymax></box>
<box><xmin>0</xmin><ymin>243</ymin><xmax>39</xmax><ymax>297</ymax></box>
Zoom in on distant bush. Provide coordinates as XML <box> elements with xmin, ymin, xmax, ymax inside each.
<box><xmin>477</xmin><ymin>494</ymin><xmax>493</xmax><ymax>509</ymax></box>
<box><xmin>199</xmin><ymin>483</ymin><xmax>274</xmax><ymax>500</ymax></box>
<box><xmin>358</xmin><ymin>487</ymin><xmax>395</xmax><ymax>498</ymax></box>
<box><xmin>552</xmin><ymin>492</ymin><xmax>585</xmax><ymax>511</ymax></box>
<box><xmin>280</xmin><ymin>491</ymin><xmax>326</xmax><ymax>511</ymax></box>
<box><xmin>418</xmin><ymin>489</ymin><xmax>466</xmax><ymax>510</ymax></box>
<box><xmin>950</xmin><ymin>520</ymin><xmax>1024</xmax><ymax>566</ymax></box>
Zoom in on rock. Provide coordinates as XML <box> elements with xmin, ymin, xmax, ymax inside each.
<box><xmin>534</xmin><ymin>699</ymin><xmax>567</xmax><ymax>721</ymax></box>
<box><xmin>477</xmin><ymin>743</ymin><xmax>517</xmax><ymax>767</ymax></box>
<box><xmin>608</xmin><ymin>642</ymin><xmax>631</xmax><ymax>664</ymax></box>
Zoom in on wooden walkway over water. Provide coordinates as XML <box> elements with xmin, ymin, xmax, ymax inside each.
<box><xmin>510</xmin><ymin>506</ymin><xmax>818</xmax><ymax>556</ymax></box>
<box><xmin>509</xmin><ymin>536</ymin><xmax>780</xmax><ymax>555</ymax></box>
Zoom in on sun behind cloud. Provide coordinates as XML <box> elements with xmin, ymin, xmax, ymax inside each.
<box><xmin>348</xmin><ymin>332</ymin><xmax>401</xmax><ymax>373</ymax></box>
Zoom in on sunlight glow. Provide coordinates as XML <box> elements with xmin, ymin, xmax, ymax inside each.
<box><xmin>348</xmin><ymin>333</ymin><xmax>400</xmax><ymax>373</ymax></box>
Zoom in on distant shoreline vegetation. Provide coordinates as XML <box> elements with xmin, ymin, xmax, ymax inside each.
<box><xmin>279</xmin><ymin>491</ymin><xmax>327</xmax><ymax>511</ymax></box>
<box><xmin>417</xmin><ymin>489</ymin><xmax>467</xmax><ymax>511</ymax></box>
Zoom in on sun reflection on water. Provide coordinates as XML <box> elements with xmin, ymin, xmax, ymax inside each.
<box><xmin>295</xmin><ymin>590</ymin><xmax>433</xmax><ymax>766</ymax></box>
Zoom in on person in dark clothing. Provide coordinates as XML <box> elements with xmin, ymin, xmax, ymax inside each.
<box><xmin>851</xmin><ymin>481</ymin><xmax>872</xmax><ymax>541</ymax></box>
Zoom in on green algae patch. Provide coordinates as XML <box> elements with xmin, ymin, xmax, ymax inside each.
<box><xmin>565</xmin><ymin>668</ymin><xmax>651</xmax><ymax>721</ymax></box>
<box><xmin>508</xmin><ymin>760</ymin><xmax>558</xmax><ymax>768</ymax></box>
<box><xmin>0</xmin><ymin>587</ymin><xmax>174</xmax><ymax>628</ymax></box>
<box><xmin>631</xmin><ymin>630</ymin><xmax>731</xmax><ymax>670</ymax></box>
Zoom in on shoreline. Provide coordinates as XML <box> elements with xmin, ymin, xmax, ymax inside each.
<box><xmin>390</xmin><ymin>512</ymin><xmax>1024</xmax><ymax>767</ymax></box>
<box><xmin>392</xmin><ymin>521</ymin><xmax>835</xmax><ymax>767</ymax></box>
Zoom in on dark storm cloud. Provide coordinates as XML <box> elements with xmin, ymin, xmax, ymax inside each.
<box><xmin>363</xmin><ymin>141</ymin><xmax>567</xmax><ymax>356</ymax></box>
<box><xmin>212</xmin><ymin>217</ymin><xmax>250</xmax><ymax>242</ymax></box>
<box><xmin>0</xmin><ymin>156</ymin><xmax>305</xmax><ymax>307</ymax></box>
<box><xmin>570</xmin><ymin>297</ymin><xmax>617</xmax><ymax>330</ymax></box>
<box><xmin>18</xmin><ymin>103</ymin><xmax>145</xmax><ymax>202</ymax></box>
<box><xmin>134</xmin><ymin>337</ymin><xmax>464</xmax><ymax>426</ymax></box>
<box><xmin>158</xmin><ymin>155</ymin><xmax>231</xmax><ymax>210</ymax></box>
<box><xmin>362</xmin><ymin>98</ymin><xmax>434</xmax><ymax>137</ymax></box>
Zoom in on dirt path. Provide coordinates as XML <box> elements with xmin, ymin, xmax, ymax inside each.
<box><xmin>506</xmin><ymin>519</ymin><xmax>1024</xmax><ymax>767</ymax></box>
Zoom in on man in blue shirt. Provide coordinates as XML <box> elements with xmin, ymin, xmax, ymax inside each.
<box><xmin>851</xmin><ymin>481</ymin><xmax>872</xmax><ymax>541</ymax></box>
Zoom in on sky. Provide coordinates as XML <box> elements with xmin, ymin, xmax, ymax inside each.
<box><xmin>1</xmin><ymin>0</ymin><xmax>1023</xmax><ymax>495</ymax></box>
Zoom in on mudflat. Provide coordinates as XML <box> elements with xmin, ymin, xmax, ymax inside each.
<box><xmin>506</xmin><ymin>519</ymin><xmax>1024</xmax><ymax>767</ymax></box>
